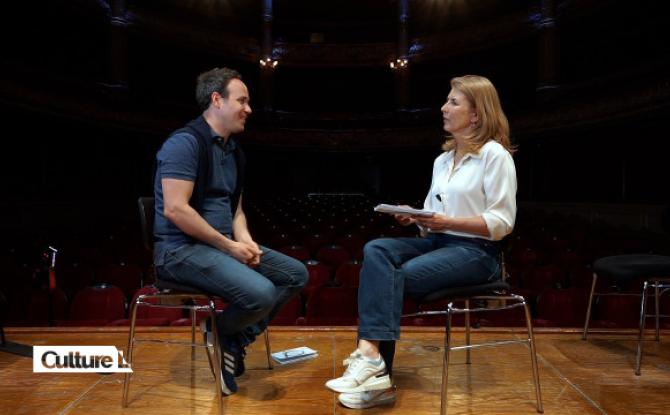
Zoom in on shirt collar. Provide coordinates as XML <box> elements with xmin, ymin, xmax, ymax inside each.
<box><xmin>445</xmin><ymin>148</ymin><xmax>482</xmax><ymax>165</ymax></box>
<box><xmin>210</xmin><ymin>128</ymin><xmax>236</xmax><ymax>152</ymax></box>
<box><xmin>467</xmin><ymin>150</ymin><xmax>483</xmax><ymax>160</ymax></box>
<box><xmin>447</xmin><ymin>146</ymin><xmax>484</xmax><ymax>161</ymax></box>
<box><xmin>220</xmin><ymin>137</ymin><xmax>236</xmax><ymax>152</ymax></box>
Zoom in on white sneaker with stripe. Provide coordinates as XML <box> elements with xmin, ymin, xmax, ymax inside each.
<box><xmin>325</xmin><ymin>354</ymin><xmax>391</xmax><ymax>393</ymax></box>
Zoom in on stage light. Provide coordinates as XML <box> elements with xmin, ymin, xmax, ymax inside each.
<box><xmin>389</xmin><ymin>58</ymin><xmax>408</xmax><ymax>69</ymax></box>
<box><xmin>259</xmin><ymin>57</ymin><xmax>278</xmax><ymax>68</ymax></box>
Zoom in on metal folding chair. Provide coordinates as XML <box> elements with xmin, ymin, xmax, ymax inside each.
<box><xmin>122</xmin><ymin>197</ymin><xmax>274</xmax><ymax>414</ymax></box>
<box><xmin>404</xmin><ymin>276</ymin><xmax>543</xmax><ymax>414</ymax></box>
<box><xmin>582</xmin><ymin>254</ymin><xmax>670</xmax><ymax>375</ymax></box>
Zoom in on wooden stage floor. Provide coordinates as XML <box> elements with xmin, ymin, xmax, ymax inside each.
<box><xmin>1</xmin><ymin>326</ymin><xmax>669</xmax><ymax>415</ymax></box>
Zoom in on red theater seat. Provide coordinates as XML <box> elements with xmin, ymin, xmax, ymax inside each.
<box><xmin>302</xmin><ymin>233</ymin><xmax>332</xmax><ymax>256</ymax></box>
<box><xmin>592</xmin><ymin>295</ymin><xmax>642</xmax><ymax>328</ymax></box>
<box><xmin>316</xmin><ymin>244</ymin><xmax>351</xmax><ymax>270</ymax></box>
<box><xmin>96</xmin><ymin>262</ymin><xmax>144</xmax><ymax>298</ymax></box>
<box><xmin>108</xmin><ymin>286</ymin><xmax>184</xmax><ymax>326</ymax></box>
<box><xmin>335</xmin><ymin>233</ymin><xmax>367</xmax><ymax>260</ymax></box>
<box><xmin>304</xmin><ymin>286</ymin><xmax>359</xmax><ymax>325</ymax></box>
<box><xmin>24</xmin><ymin>288</ymin><xmax>68</xmax><ymax>326</ymax></box>
<box><xmin>335</xmin><ymin>260</ymin><xmax>362</xmax><ymax>287</ymax></box>
<box><xmin>61</xmin><ymin>284</ymin><xmax>126</xmax><ymax>326</ymax></box>
<box><xmin>534</xmin><ymin>287</ymin><xmax>589</xmax><ymax>327</ymax></box>
<box><xmin>525</xmin><ymin>264</ymin><xmax>568</xmax><ymax>295</ymax></box>
<box><xmin>303</xmin><ymin>259</ymin><xmax>333</xmax><ymax>297</ymax></box>
<box><xmin>278</xmin><ymin>245</ymin><xmax>311</xmax><ymax>262</ymax></box>
<box><xmin>270</xmin><ymin>295</ymin><xmax>304</xmax><ymax>325</ymax></box>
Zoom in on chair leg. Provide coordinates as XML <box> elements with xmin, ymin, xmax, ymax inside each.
<box><xmin>209</xmin><ymin>300</ymin><xmax>224</xmax><ymax>415</ymax></box>
<box><xmin>464</xmin><ymin>299</ymin><xmax>471</xmax><ymax>364</ymax></box>
<box><xmin>582</xmin><ymin>272</ymin><xmax>598</xmax><ymax>340</ymax></box>
<box><xmin>636</xmin><ymin>280</ymin><xmax>650</xmax><ymax>376</ymax></box>
<box><xmin>191</xmin><ymin>308</ymin><xmax>197</xmax><ymax>347</ymax></box>
<box><xmin>522</xmin><ymin>298</ymin><xmax>543</xmax><ymax>413</ymax></box>
<box><xmin>654</xmin><ymin>281</ymin><xmax>660</xmax><ymax>342</ymax></box>
<box><xmin>441</xmin><ymin>308</ymin><xmax>453</xmax><ymax>415</ymax></box>
<box><xmin>205</xmin><ymin>350</ymin><xmax>217</xmax><ymax>380</ymax></box>
<box><xmin>204</xmin><ymin>328</ymin><xmax>217</xmax><ymax>380</ymax></box>
<box><xmin>122</xmin><ymin>296</ymin><xmax>141</xmax><ymax>407</ymax></box>
<box><xmin>264</xmin><ymin>329</ymin><xmax>274</xmax><ymax>370</ymax></box>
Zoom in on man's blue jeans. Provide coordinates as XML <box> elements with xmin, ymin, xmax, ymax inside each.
<box><xmin>156</xmin><ymin>243</ymin><xmax>308</xmax><ymax>346</ymax></box>
<box><xmin>358</xmin><ymin>234</ymin><xmax>501</xmax><ymax>342</ymax></box>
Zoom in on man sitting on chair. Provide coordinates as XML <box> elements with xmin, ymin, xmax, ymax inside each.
<box><xmin>153</xmin><ymin>67</ymin><xmax>308</xmax><ymax>395</ymax></box>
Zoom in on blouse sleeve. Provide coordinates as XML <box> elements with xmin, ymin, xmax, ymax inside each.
<box><xmin>481</xmin><ymin>149</ymin><xmax>517</xmax><ymax>240</ymax></box>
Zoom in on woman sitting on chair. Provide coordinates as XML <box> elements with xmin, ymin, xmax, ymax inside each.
<box><xmin>325</xmin><ymin>75</ymin><xmax>517</xmax><ymax>409</ymax></box>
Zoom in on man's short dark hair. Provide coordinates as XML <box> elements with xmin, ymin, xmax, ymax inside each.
<box><xmin>195</xmin><ymin>67</ymin><xmax>242</xmax><ymax>111</ymax></box>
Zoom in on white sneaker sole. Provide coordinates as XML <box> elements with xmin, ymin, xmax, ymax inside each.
<box><xmin>219</xmin><ymin>368</ymin><xmax>235</xmax><ymax>396</ymax></box>
<box><xmin>338</xmin><ymin>389</ymin><xmax>396</xmax><ymax>409</ymax></box>
<box><xmin>326</xmin><ymin>373</ymin><xmax>392</xmax><ymax>393</ymax></box>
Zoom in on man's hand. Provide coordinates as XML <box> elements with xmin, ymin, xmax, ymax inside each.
<box><xmin>228</xmin><ymin>241</ymin><xmax>262</xmax><ymax>265</ymax></box>
<box><xmin>235</xmin><ymin>238</ymin><xmax>263</xmax><ymax>267</ymax></box>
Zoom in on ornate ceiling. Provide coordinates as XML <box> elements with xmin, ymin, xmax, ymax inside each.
<box><xmin>1</xmin><ymin>0</ymin><xmax>668</xmax><ymax>148</ymax></box>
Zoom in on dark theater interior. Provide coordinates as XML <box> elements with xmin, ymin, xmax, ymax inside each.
<box><xmin>1</xmin><ymin>1</ymin><xmax>670</xmax><ymax>414</ymax></box>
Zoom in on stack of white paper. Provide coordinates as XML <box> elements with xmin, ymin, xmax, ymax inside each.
<box><xmin>374</xmin><ymin>204</ymin><xmax>434</xmax><ymax>217</ymax></box>
<box><xmin>271</xmin><ymin>346</ymin><xmax>318</xmax><ymax>365</ymax></box>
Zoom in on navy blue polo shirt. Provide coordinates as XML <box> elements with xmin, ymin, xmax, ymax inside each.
<box><xmin>153</xmin><ymin>131</ymin><xmax>237</xmax><ymax>265</ymax></box>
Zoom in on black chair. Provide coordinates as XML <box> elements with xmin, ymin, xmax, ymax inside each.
<box><xmin>582</xmin><ymin>254</ymin><xmax>670</xmax><ymax>375</ymax></box>
<box><xmin>403</xmin><ymin>264</ymin><xmax>543</xmax><ymax>414</ymax></box>
<box><xmin>123</xmin><ymin>197</ymin><xmax>273</xmax><ymax>413</ymax></box>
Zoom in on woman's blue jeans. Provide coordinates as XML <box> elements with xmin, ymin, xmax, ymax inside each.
<box><xmin>156</xmin><ymin>243</ymin><xmax>308</xmax><ymax>346</ymax></box>
<box><xmin>357</xmin><ymin>234</ymin><xmax>501</xmax><ymax>373</ymax></box>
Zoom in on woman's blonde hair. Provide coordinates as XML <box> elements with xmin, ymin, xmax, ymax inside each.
<box><xmin>442</xmin><ymin>75</ymin><xmax>515</xmax><ymax>154</ymax></box>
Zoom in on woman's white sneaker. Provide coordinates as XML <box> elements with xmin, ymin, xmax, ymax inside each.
<box><xmin>339</xmin><ymin>386</ymin><xmax>397</xmax><ymax>409</ymax></box>
<box><xmin>325</xmin><ymin>355</ymin><xmax>391</xmax><ymax>393</ymax></box>
<box><xmin>342</xmin><ymin>349</ymin><xmax>362</xmax><ymax>366</ymax></box>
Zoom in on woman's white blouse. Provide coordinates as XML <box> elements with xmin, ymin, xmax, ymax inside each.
<box><xmin>422</xmin><ymin>140</ymin><xmax>517</xmax><ymax>241</ymax></box>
